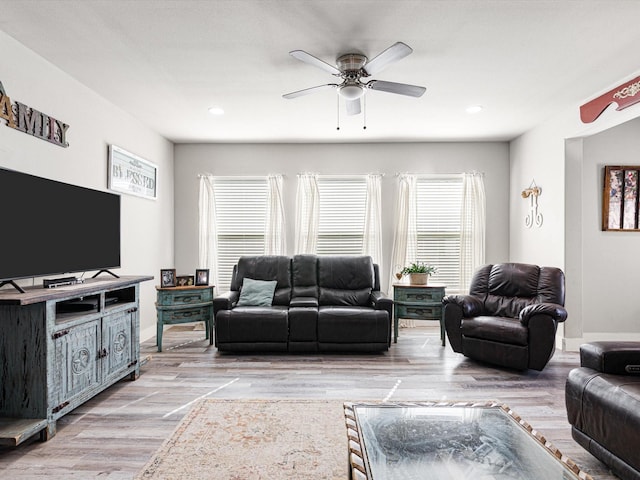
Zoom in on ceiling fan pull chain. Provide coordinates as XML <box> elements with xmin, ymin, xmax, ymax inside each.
<box><xmin>363</xmin><ymin>94</ymin><xmax>367</xmax><ymax>130</ymax></box>
<box><xmin>336</xmin><ymin>95</ymin><xmax>340</xmax><ymax>131</ymax></box>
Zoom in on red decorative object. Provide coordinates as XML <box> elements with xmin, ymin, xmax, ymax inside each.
<box><xmin>580</xmin><ymin>75</ymin><xmax>640</xmax><ymax>123</ymax></box>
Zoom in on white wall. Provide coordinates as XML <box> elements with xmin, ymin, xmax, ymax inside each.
<box><xmin>509</xmin><ymin>113</ymin><xmax>576</xmax><ymax>268</ymax></box>
<box><xmin>510</xmin><ymin>74</ymin><xmax>640</xmax><ymax>349</ymax></box>
<box><xmin>578</xmin><ymin>118</ymin><xmax>640</xmax><ymax>341</ymax></box>
<box><xmin>174</xmin><ymin>142</ymin><xmax>510</xmax><ymax>294</ymax></box>
<box><xmin>0</xmin><ymin>31</ymin><xmax>174</xmax><ymax>341</ymax></box>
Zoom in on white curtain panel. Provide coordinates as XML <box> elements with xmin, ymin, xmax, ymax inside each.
<box><xmin>294</xmin><ymin>173</ymin><xmax>319</xmax><ymax>254</ymax></box>
<box><xmin>198</xmin><ymin>174</ymin><xmax>220</xmax><ymax>293</ymax></box>
<box><xmin>460</xmin><ymin>172</ymin><xmax>486</xmax><ymax>291</ymax></box>
<box><xmin>389</xmin><ymin>174</ymin><xmax>417</xmax><ymax>309</ymax></box>
<box><xmin>265</xmin><ymin>174</ymin><xmax>286</xmax><ymax>255</ymax></box>
<box><xmin>363</xmin><ymin>173</ymin><xmax>383</xmax><ymax>265</ymax></box>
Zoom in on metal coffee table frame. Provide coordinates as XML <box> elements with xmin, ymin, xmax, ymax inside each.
<box><xmin>344</xmin><ymin>401</ymin><xmax>593</xmax><ymax>480</ymax></box>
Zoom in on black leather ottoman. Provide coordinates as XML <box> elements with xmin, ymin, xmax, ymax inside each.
<box><xmin>566</xmin><ymin>342</ymin><xmax>640</xmax><ymax>480</ymax></box>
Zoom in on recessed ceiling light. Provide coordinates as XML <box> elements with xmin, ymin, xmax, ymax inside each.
<box><xmin>466</xmin><ymin>105</ymin><xmax>483</xmax><ymax>114</ymax></box>
<box><xmin>208</xmin><ymin>106</ymin><xmax>225</xmax><ymax>116</ymax></box>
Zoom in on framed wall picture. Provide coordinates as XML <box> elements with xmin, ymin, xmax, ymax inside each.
<box><xmin>160</xmin><ymin>269</ymin><xmax>176</xmax><ymax>288</ymax></box>
<box><xmin>176</xmin><ymin>275</ymin><xmax>195</xmax><ymax>287</ymax></box>
<box><xmin>195</xmin><ymin>269</ymin><xmax>210</xmax><ymax>286</ymax></box>
<box><xmin>603</xmin><ymin>166</ymin><xmax>640</xmax><ymax>231</ymax></box>
<box><xmin>108</xmin><ymin>144</ymin><xmax>157</xmax><ymax>200</ymax></box>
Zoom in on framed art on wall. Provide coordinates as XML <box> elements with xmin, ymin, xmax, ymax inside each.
<box><xmin>603</xmin><ymin>166</ymin><xmax>640</xmax><ymax>231</ymax></box>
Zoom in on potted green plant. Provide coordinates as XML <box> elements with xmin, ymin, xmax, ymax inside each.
<box><xmin>400</xmin><ymin>262</ymin><xmax>437</xmax><ymax>285</ymax></box>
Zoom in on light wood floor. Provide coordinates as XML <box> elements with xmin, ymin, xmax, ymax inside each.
<box><xmin>0</xmin><ymin>325</ymin><xmax>620</xmax><ymax>479</ymax></box>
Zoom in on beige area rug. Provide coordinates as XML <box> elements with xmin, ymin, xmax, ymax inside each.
<box><xmin>136</xmin><ymin>399</ymin><xmax>348</xmax><ymax>480</ymax></box>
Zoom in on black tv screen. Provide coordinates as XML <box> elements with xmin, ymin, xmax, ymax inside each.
<box><xmin>0</xmin><ymin>167</ymin><xmax>121</xmax><ymax>282</ymax></box>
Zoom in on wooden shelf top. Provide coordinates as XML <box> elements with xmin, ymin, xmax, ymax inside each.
<box><xmin>0</xmin><ymin>275</ymin><xmax>154</xmax><ymax>306</ymax></box>
<box><xmin>392</xmin><ymin>283</ymin><xmax>446</xmax><ymax>288</ymax></box>
<box><xmin>156</xmin><ymin>285</ymin><xmax>213</xmax><ymax>291</ymax></box>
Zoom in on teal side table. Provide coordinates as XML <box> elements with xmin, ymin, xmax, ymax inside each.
<box><xmin>393</xmin><ymin>283</ymin><xmax>446</xmax><ymax>346</ymax></box>
<box><xmin>155</xmin><ymin>285</ymin><xmax>214</xmax><ymax>352</ymax></box>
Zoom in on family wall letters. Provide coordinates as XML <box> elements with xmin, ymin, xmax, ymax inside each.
<box><xmin>0</xmin><ymin>80</ymin><xmax>70</xmax><ymax>148</ymax></box>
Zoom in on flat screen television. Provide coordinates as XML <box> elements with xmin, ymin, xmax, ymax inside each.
<box><xmin>0</xmin><ymin>167</ymin><xmax>121</xmax><ymax>288</ymax></box>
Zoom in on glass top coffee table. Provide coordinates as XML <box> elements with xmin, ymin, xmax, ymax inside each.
<box><xmin>344</xmin><ymin>401</ymin><xmax>592</xmax><ymax>480</ymax></box>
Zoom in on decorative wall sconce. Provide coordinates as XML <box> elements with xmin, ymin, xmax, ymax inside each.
<box><xmin>521</xmin><ymin>180</ymin><xmax>543</xmax><ymax>228</ymax></box>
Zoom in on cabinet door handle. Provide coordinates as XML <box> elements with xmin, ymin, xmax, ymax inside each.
<box><xmin>52</xmin><ymin>329</ymin><xmax>70</xmax><ymax>340</ymax></box>
<box><xmin>98</xmin><ymin>348</ymin><xmax>109</xmax><ymax>358</ymax></box>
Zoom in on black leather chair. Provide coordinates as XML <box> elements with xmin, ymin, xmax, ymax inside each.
<box><xmin>443</xmin><ymin>263</ymin><xmax>567</xmax><ymax>371</ymax></box>
<box><xmin>566</xmin><ymin>342</ymin><xmax>640</xmax><ymax>480</ymax></box>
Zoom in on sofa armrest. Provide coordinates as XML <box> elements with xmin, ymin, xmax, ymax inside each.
<box><xmin>519</xmin><ymin>303</ymin><xmax>567</xmax><ymax>326</ymax></box>
<box><xmin>580</xmin><ymin>341</ymin><xmax>640</xmax><ymax>375</ymax></box>
<box><xmin>213</xmin><ymin>290</ymin><xmax>239</xmax><ymax>314</ymax></box>
<box><xmin>442</xmin><ymin>294</ymin><xmax>483</xmax><ymax>317</ymax></box>
<box><xmin>290</xmin><ymin>296</ymin><xmax>319</xmax><ymax>308</ymax></box>
<box><xmin>370</xmin><ymin>291</ymin><xmax>393</xmax><ymax>314</ymax></box>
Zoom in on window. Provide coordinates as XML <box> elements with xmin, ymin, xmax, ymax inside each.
<box><xmin>316</xmin><ymin>176</ymin><xmax>367</xmax><ymax>255</ymax></box>
<box><xmin>213</xmin><ymin>177</ymin><xmax>268</xmax><ymax>290</ymax></box>
<box><xmin>415</xmin><ymin>176</ymin><xmax>467</xmax><ymax>293</ymax></box>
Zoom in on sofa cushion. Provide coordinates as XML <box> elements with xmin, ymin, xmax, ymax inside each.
<box><xmin>320</xmin><ymin>287</ymin><xmax>372</xmax><ymax>306</ymax></box>
<box><xmin>461</xmin><ymin>315</ymin><xmax>528</xmax><ymax>346</ymax></box>
<box><xmin>237</xmin><ymin>278</ymin><xmax>277</xmax><ymax>307</ymax></box>
<box><xmin>292</xmin><ymin>254</ymin><xmax>318</xmax><ymax>298</ymax></box>
<box><xmin>215</xmin><ymin>306</ymin><xmax>289</xmax><ymax>343</ymax></box>
<box><xmin>318</xmin><ymin>306</ymin><xmax>389</xmax><ymax>344</ymax></box>
<box><xmin>232</xmin><ymin>256</ymin><xmax>292</xmax><ymax>305</ymax></box>
<box><xmin>318</xmin><ymin>256</ymin><xmax>374</xmax><ymax>306</ymax></box>
<box><xmin>469</xmin><ymin>263</ymin><xmax>565</xmax><ymax>318</ymax></box>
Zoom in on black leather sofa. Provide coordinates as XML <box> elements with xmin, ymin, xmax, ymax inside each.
<box><xmin>213</xmin><ymin>255</ymin><xmax>392</xmax><ymax>353</ymax></box>
<box><xmin>566</xmin><ymin>342</ymin><xmax>640</xmax><ymax>480</ymax></box>
<box><xmin>443</xmin><ymin>262</ymin><xmax>567</xmax><ymax>371</ymax></box>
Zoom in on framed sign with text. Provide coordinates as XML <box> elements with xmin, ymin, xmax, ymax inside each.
<box><xmin>108</xmin><ymin>145</ymin><xmax>157</xmax><ymax>200</ymax></box>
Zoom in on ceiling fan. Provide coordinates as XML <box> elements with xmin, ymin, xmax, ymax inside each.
<box><xmin>283</xmin><ymin>42</ymin><xmax>426</xmax><ymax>116</ymax></box>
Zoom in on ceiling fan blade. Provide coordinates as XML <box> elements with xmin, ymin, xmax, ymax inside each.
<box><xmin>367</xmin><ymin>80</ymin><xmax>426</xmax><ymax>97</ymax></box>
<box><xmin>363</xmin><ymin>42</ymin><xmax>413</xmax><ymax>75</ymax></box>
<box><xmin>283</xmin><ymin>84</ymin><xmax>338</xmax><ymax>99</ymax></box>
<box><xmin>345</xmin><ymin>98</ymin><xmax>361</xmax><ymax>116</ymax></box>
<box><xmin>290</xmin><ymin>50</ymin><xmax>341</xmax><ymax>76</ymax></box>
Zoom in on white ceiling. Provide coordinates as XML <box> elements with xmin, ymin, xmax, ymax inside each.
<box><xmin>1</xmin><ymin>0</ymin><xmax>640</xmax><ymax>143</ymax></box>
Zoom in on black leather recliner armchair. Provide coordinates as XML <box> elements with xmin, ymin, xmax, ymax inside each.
<box><xmin>443</xmin><ymin>262</ymin><xmax>567</xmax><ymax>371</ymax></box>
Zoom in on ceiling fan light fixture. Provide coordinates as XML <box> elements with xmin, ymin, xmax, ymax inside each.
<box><xmin>466</xmin><ymin>105</ymin><xmax>483</xmax><ymax>114</ymax></box>
<box><xmin>208</xmin><ymin>106</ymin><xmax>225</xmax><ymax>116</ymax></box>
<box><xmin>338</xmin><ymin>84</ymin><xmax>364</xmax><ymax>100</ymax></box>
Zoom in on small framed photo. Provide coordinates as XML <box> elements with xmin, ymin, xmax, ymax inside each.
<box><xmin>176</xmin><ymin>275</ymin><xmax>194</xmax><ymax>287</ymax></box>
<box><xmin>160</xmin><ymin>269</ymin><xmax>176</xmax><ymax>288</ymax></box>
<box><xmin>195</xmin><ymin>269</ymin><xmax>210</xmax><ymax>286</ymax></box>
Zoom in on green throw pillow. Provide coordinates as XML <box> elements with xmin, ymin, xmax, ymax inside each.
<box><xmin>236</xmin><ymin>278</ymin><xmax>277</xmax><ymax>307</ymax></box>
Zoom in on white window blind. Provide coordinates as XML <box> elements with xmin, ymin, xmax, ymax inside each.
<box><xmin>415</xmin><ymin>176</ymin><xmax>468</xmax><ymax>293</ymax></box>
<box><xmin>213</xmin><ymin>177</ymin><xmax>268</xmax><ymax>290</ymax></box>
<box><xmin>316</xmin><ymin>176</ymin><xmax>367</xmax><ymax>255</ymax></box>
